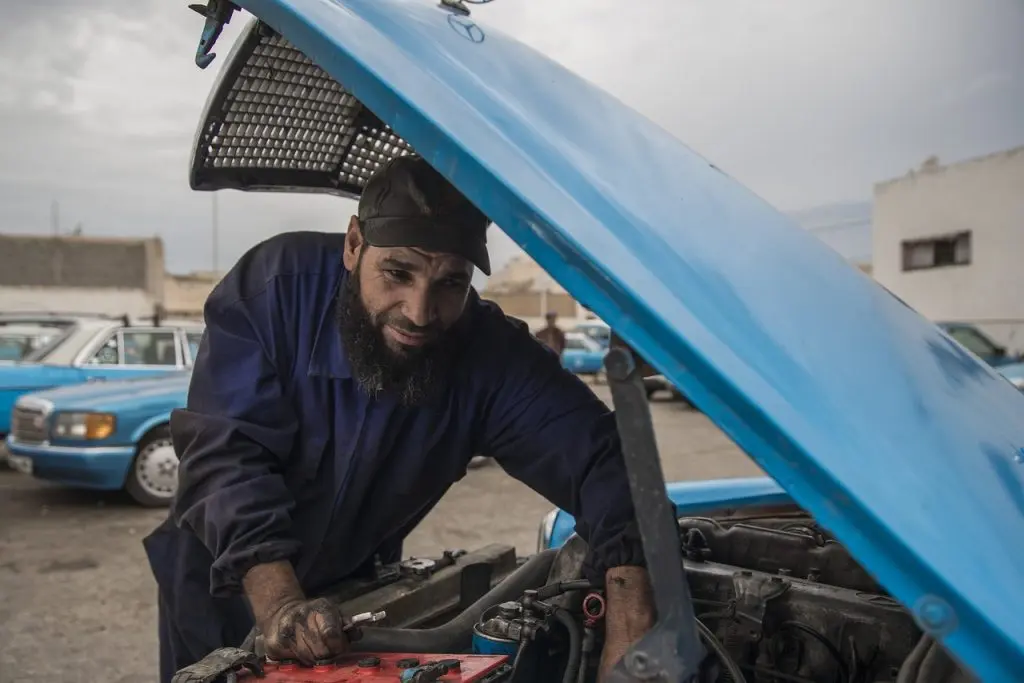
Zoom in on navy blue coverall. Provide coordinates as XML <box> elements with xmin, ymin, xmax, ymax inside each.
<box><xmin>144</xmin><ymin>231</ymin><xmax>642</xmax><ymax>681</ymax></box>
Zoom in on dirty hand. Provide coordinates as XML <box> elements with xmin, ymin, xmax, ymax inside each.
<box><xmin>260</xmin><ymin>596</ymin><xmax>351</xmax><ymax>664</ymax></box>
<box><xmin>598</xmin><ymin>566</ymin><xmax>656</xmax><ymax>683</ymax></box>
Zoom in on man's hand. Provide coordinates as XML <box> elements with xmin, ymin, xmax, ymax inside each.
<box><xmin>243</xmin><ymin>561</ymin><xmax>350</xmax><ymax>665</ymax></box>
<box><xmin>261</xmin><ymin>597</ymin><xmax>350</xmax><ymax>664</ymax></box>
<box><xmin>598</xmin><ymin>566</ymin><xmax>656</xmax><ymax>683</ymax></box>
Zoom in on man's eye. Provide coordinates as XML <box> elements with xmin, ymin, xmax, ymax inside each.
<box><xmin>384</xmin><ymin>269</ymin><xmax>411</xmax><ymax>283</ymax></box>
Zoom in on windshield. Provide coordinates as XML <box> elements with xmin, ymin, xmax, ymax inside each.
<box><xmin>0</xmin><ymin>321</ymin><xmax>73</xmax><ymax>362</ymax></box>
<box><xmin>945</xmin><ymin>325</ymin><xmax>1000</xmax><ymax>358</ymax></box>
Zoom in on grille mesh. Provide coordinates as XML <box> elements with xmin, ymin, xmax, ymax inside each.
<box><xmin>192</xmin><ymin>24</ymin><xmax>416</xmax><ymax>196</ymax></box>
<box><xmin>12</xmin><ymin>406</ymin><xmax>48</xmax><ymax>444</ymax></box>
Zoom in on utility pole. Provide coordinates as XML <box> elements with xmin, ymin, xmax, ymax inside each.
<box><xmin>211</xmin><ymin>193</ymin><xmax>219</xmax><ymax>273</ymax></box>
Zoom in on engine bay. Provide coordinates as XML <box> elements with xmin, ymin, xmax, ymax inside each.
<box><xmin>207</xmin><ymin>507</ymin><xmax>974</xmax><ymax>683</ymax></box>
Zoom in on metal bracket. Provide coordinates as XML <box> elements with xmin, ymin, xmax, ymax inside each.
<box><xmin>603</xmin><ymin>346</ymin><xmax>706</xmax><ymax>682</ymax></box>
<box><xmin>188</xmin><ymin>0</ymin><xmax>238</xmax><ymax>69</ymax></box>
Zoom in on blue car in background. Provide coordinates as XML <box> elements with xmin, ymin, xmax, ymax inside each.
<box><xmin>997</xmin><ymin>361</ymin><xmax>1024</xmax><ymax>392</ymax></box>
<box><xmin>0</xmin><ymin>316</ymin><xmax>203</xmax><ymax>446</ymax></box>
<box><xmin>571</xmin><ymin>321</ymin><xmax>611</xmax><ymax>348</ymax></box>
<box><xmin>560</xmin><ymin>331</ymin><xmax>607</xmax><ymax>376</ymax></box>
<box><xmin>5</xmin><ymin>372</ymin><xmax>190</xmax><ymax>506</ymax></box>
<box><xmin>937</xmin><ymin>321</ymin><xmax>1021</xmax><ymax>367</ymax></box>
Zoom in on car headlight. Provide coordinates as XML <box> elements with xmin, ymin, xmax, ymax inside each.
<box><xmin>51</xmin><ymin>412</ymin><xmax>116</xmax><ymax>440</ymax></box>
<box><xmin>536</xmin><ymin>509</ymin><xmax>560</xmax><ymax>553</ymax></box>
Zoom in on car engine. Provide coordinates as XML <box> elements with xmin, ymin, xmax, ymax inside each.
<box><xmin>194</xmin><ymin>505</ymin><xmax>974</xmax><ymax>683</ymax></box>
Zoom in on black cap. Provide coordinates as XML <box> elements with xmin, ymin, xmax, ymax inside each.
<box><xmin>358</xmin><ymin>155</ymin><xmax>492</xmax><ymax>275</ymax></box>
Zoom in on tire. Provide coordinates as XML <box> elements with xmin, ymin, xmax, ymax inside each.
<box><xmin>125</xmin><ymin>426</ymin><xmax>179</xmax><ymax>507</ymax></box>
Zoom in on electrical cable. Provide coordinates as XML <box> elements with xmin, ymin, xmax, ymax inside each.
<box><xmin>777</xmin><ymin>621</ymin><xmax>850</xmax><ymax>683</ymax></box>
<box><xmin>552</xmin><ymin>607</ymin><xmax>582</xmax><ymax>683</ymax></box>
<box><xmin>695</xmin><ymin>618</ymin><xmax>748</xmax><ymax>683</ymax></box>
<box><xmin>536</xmin><ymin>579</ymin><xmax>595</xmax><ymax>600</ymax></box>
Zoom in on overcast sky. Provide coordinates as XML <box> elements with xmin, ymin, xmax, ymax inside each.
<box><xmin>0</xmin><ymin>0</ymin><xmax>1021</xmax><ymax>283</ymax></box>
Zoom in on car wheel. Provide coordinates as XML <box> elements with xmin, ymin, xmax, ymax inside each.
<box><xmin>125</xmin><ymin>426</ymin><xmax>179</xmax><ymax>507</ymax></box>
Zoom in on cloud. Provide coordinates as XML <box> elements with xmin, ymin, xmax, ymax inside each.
<box><xmin>0</xmin><ymin>0</ymin><xmax>1021</xmax><ymax>281</ymax></box>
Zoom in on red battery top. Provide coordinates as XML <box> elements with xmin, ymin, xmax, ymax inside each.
<box><xmin>237</xmin><ymin>652</ymin><xmax>510</xmax><ymax>682</ymax></box>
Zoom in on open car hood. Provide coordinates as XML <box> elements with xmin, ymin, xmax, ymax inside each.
<box><xmin>189</xmin><ymin>0</ymin><xmax>1024</xmax><ymax>678</ymax></box>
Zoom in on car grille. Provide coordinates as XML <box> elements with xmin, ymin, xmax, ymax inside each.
<box><xmin>12</xmin><ymin>406</ymin><xmax>48</xmax><ymax>444</ymax></box>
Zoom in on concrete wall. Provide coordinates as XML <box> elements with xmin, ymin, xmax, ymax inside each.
<box><xmin>0</xmin><ymin>234</ymin><xmax>166</xmax><ymax>317</ymax></box>
<box><xmin>163</xmin><ymin>271</ymin><xmax>222</xmax><ymax>318</ymax></box>
<box><xmin>872</xmin><ymin>146</ymin><xmax>1024</xmax><ymax>351</ymax></box>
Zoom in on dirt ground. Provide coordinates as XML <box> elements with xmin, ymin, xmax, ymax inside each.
<box><xmin>0</xmin><ymin>383</ymin><xmax>761</xmax><ymax>683</ymax></box>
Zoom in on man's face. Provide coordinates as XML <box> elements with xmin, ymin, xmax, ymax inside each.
<box><xmin>337</xmin><ymin>220</ymin><xmax>474</xmax><ymax>404</ymax></box>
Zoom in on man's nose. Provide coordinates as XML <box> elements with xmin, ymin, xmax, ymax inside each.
<box><xmin>403</xmin><ymin>289</ymin><xmax>435</xmax><ymax>328</ymax></box>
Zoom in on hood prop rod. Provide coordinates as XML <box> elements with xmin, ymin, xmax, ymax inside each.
<box><xmin>603</xmin><ymin>346</ymin><xmax>707</xmax><ymax>683</ymax></box>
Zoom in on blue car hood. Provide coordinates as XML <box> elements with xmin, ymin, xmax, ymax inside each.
<box><xmin>27</xmin><ymin>372</ymin><xmax>192</xmax><ymax>411</ymax></box>
<box><xmin>0</xmin><ymin>363</ymin><xmax>84</xmax><ymax>390</ymax></box>
<box><xmin>199</xmin><ymin>1</ymin><xmax>1024</xmax><ymax>677</ymax></box>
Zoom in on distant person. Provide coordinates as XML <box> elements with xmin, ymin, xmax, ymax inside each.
<box><xmin>535</xmin><ymin>311</ymin><xmax>566</xmax><ymax>355</ymax></box>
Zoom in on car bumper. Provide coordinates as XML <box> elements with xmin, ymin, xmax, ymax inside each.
<box><xmin>4</xmin><ymin>436</ymin><xmax>135</xmax><ymax>490</ymax></box>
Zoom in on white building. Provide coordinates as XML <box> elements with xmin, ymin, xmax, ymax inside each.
<box><xmin>871</xmin><ymin>146</ymin><xmax>1024</xmax><ymax>352</ymax></box>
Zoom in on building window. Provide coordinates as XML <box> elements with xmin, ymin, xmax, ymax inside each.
<box><xmin>901</xmin><ymin>232</ymin><xmax>971</xmax><ymax>271</ymax></box>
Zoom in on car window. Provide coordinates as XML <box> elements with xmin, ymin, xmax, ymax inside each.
<box><xmin>565</xmin><ymin>337</ymin><xmax>585</xmax><ymax>350</ymax></box>
<box><xmin>88</xmin><ymin>335</ymin><xmax>120</xmax><ymax>365</ymax></box>
<box><xmin>185</xmin><ymin>331</ymin><xmax>204</xmax><ymax>362</ymax></box>
<box><xmin>0</xmin><ymin>321</ymin><xmax>71</xmax><ymax>361</ymax></box>
<box><xmin>0</xmin><ymin>337</ymin><xmax>29</xmax><ymax>361</ymax></box>
<box><xmin>947</xmin><ymin>326</ymin><xmax>999</xmax><ymax>358</ymax></box>
<box><xmin>122</xmin><ymin>330</ymin><xmax>179</xmax><ymax>366</ymax></box>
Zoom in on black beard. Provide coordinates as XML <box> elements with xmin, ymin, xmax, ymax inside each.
<box><xmin>335</xmin><ymin>261</ymin><xmax>457</xmax><ymax>406</ymax></box>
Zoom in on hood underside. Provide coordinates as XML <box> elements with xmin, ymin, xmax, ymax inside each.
<box><xmin>188</xmin><ymin>1</ymin><xmax>1024</xmax><ymax>678</ymax></box>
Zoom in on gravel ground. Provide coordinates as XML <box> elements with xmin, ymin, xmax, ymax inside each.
<box><xmin>0</xmin><ymin>383</ymin><xmax>761</xmax><ymax>683</ymax></box>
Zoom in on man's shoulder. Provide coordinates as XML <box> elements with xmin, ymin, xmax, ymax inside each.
<box><xmin>465</xmin><ymin>295</ymin><xmax>561</xmax><ymax>368</ymax></box>
<box><xmin>212</xmin><ymin>231</ymin><xmax>346</xmax><ymax>307</ymax></box>
<box><xmin>244</xmin><ymin>231</ymin><xmax>346</xmax><ymax>277</ymax></box>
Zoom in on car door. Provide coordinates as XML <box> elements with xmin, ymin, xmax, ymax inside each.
<box><xmin>79</xmin><ymin>327</ymin><xmax>184</xmax><ymax>380</ymax></box>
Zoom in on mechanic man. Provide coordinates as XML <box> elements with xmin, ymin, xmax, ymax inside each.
<box><xmin>144</xmin><ymin>155</ymin><xmax>654</xmax><ymax>682</ymax></box>
<box><xmin>535</xmin><ymin>310</ymin><xmax>567</xmax><ymax>355</ymax></box>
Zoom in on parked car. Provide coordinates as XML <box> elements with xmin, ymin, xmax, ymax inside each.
<box><xmin>172</xmin><ymin>3</ymin><xmax>1023</xmax><ymax>681</ymax></box>
<box><xmin>560</xmin><ymin>331</ymin><xmax>607</xmax><ymax>375</ymax></box>
<box><xmin>5</xmin><ymin>372</ymin><xmax>190</xmax><ymax>506</ymax></box>
<box><xmin>641</xmin><ymin>373</ymin><xmax>691</xmax><ymax>405</ymax></box>
<box><xmin>0</xmin><ymin>315</ymin><xmax>203</xmax><ymax>443</ymax></box>
<box><xmin>937</xmin><ymin>321</ymin><xmax>1021</xmax><ymax>367</ymax></box>
<box><xmin>0</xmin><ymin>313</ymin><xmax>82</xmax><ymax>363</ymax></box>
<box><xmin>571</xmin><ymin>321</ymin><xmax>611</xmax><ymax>348</ymax></box>
<box><xmin>997</xmin><ymin>361</ymin><xmax>1024</xmax><ymax>392</ymax></box>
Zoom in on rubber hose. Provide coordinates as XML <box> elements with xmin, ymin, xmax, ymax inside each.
<box><xmin>551</xmin><ymin>608</ymin><xmax>581</xmax><ymax>683</ymax></box>
<box><xmin>354</xmin><ymin>549</ymin><xmax>557</xmax><ymax>654</ymax></box>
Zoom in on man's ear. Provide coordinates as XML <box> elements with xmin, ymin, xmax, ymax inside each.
<box><xmin>343</xmin><ymin>217</ymin><xmax>363</xmax><ymax>270</ymax></box>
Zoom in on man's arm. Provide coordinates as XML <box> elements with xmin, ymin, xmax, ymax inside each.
<box><xmin>170</xmin><ymin>293</ymin><xmax>301</xmax><ymax>598</ymax></box>
<box><xmin>478</xmin><ymin>319</ymin><xmax>654</xmax><ymax>678</ymax></box>
<box><xmin>172</xmin><ymin>289</ymin><xmax>350</xmax><ymax>664</ymax></box>
<box><xmin>479</xmin><ymin>321</ymin><xmax>644</xmax><ymax>580</ymax></box>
